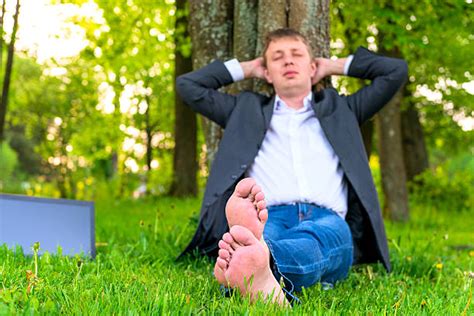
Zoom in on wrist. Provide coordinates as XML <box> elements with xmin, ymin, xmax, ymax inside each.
<box><xmin>240</xmin><ymin>61</ymin><xmax>254</xmax><ymax>79</ymax></box>
<box><xmin>224</xmin><ymin>59</ymin><xmax>245</xmax><ymax>82</ymax></box>
<box><xmin>329</xmin><ymin>58</ymin><xmax>347</xmax><ymax>76</ymax></box>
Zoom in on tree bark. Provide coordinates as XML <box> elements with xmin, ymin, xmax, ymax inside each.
<box><xmin>0</xmin><ymin>0</ymin><xmax>20</xmax><ymax>142</ymax></box>
<box><xmin>361</xmin><ymin>119</ymin><xmax>374</xmax><ymax>159</ymax></box>
<box><xmin>144</xmin><ymin>94</ymin><xmax>153</xmax><ymax>195</ymax></box>
<box><xmin>401</xmin><ymin>97</ymin><xmax>429</xmax><ymax>183</ymax></box>
<box><xmin>376</xmin><ymin>87</ymin><xmax>410</xmax><ymax>221</ymax></box>
<box><xmin>253</xmin><ymin>0</ymin><xmax>287</xmax><ymax>95</ymax></box>
<box><xmin>189</xmin><ymin>0</ymin><xmax>233</xmax><ymax>167</ymax></box>
<box><xmin>0</xmin><ymin>0</ymin><xmax>6</xmax><ymax>71</ymax></box>
<box><xmin>288</xmin><ymin>0</ymin><xmax>330</xmax><ymax>59</ymax></box>
<box><xmin>170</xmin><ymin>0</ymin><xmax>197</xmax><ymax>196</ymax></box>
<box><xmin>289</xmin><ymin>0</ymin><xmax>331</xmax><ymax>89</ymax></box>
<box><xmin>231</xmin><ymin>0</ymin><xmax>258</xmax><ymax>92</ymax></box>
<box><xmin>256</xmin><ymin>0</ymin><xmax>287</xmax><ymax>55</ymax></box>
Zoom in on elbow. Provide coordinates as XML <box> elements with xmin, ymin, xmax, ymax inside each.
<box><xmin>175</xmin><ymin>75</ymin><xmax>187</xmax><ymax>98</ymax></box>
<box><xmin>175</xmin><ymin>75</ymin><xmax>194</xmax><ymax>107</ymax></box>
<box><xmin>398</xmin><ymin>59</ymin><xmax>409</xmax><ymax>84</ymax></box>
<box><xmin>389</xmin><ymin>59</ymin><xmax>409</xmax><ymax>88</ymax></box>
<box><xmin>175</xmin><ymin>75</ymin><xmax>195</xmax><ymax>111</ymax></box>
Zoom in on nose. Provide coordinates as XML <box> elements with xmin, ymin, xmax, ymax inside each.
<box><xmin>283</xmin><ymin>54</ymin><xmax>294</xmax><ymax>66</ymax></box>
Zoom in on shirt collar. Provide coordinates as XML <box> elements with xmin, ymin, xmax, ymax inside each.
<box><xmin>274</xmin><ymin>91</ymin><xmax>313</xmax><ymax>112</ymax></box>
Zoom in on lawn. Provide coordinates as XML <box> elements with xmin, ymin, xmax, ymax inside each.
<box><xmin>1</xmin><ymin>196</ymin><xmax>472</xmax><ymax>314</ymax></box>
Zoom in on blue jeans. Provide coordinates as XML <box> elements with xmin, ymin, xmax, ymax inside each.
<box><xmin>264</xmin><ymin>203</ymin><xmax>353</xmax><ymax>296</ymax></box>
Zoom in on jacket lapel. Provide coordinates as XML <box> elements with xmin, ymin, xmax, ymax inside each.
<box><xmin>262</xmin><ymin>96</ymin><xmax>275</xmax><ymax>129</ymax></box>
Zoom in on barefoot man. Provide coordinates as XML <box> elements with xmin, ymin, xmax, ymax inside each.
<box><xmin>177</xmin><ymin>28</ymin><xmax>408</xmax><ymax>304</ymax></box>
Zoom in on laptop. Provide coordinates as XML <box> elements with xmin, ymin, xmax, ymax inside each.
<box><xmin>0</xmin><ymin>193</ymin><xmax>95</xmax><ymax>257</ymax></box>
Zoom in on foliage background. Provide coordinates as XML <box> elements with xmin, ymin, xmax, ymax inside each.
<box><xmin>0</xmin><ymin>0</ymin><xmax>471</xmax><ymax>210</ymax></box>
<box><xmin>0</xmin><ymin>0</ymin><xmax>472</xmax><ymax>313</ymax></box>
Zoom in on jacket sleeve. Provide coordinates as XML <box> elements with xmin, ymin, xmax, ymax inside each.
<box><xmin>176</xmin><ymin>60</ymin><xmax>238</xmax><ymax>128</ymax></box>
<box><xmin>345</xmin><ymin>47</ymin><xmax>408</xmax><ymax>124</ymax></box>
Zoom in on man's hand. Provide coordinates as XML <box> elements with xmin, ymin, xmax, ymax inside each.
<box><xmin>311</xmin><ymin>57</ymin><xmax>348</xmax><ymax>85</ymax></box>
<box><xmin>240</xmin><ymin>57</ymin><xmax>266</xmax><ymax>80</ymax></box>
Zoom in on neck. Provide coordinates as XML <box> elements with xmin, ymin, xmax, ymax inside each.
<box><xmin>279</xmin><ymin>95</ymin><xmax>305</xmax><ymax>109</ymax></box>
<box><xmin>276</xmin><ymin>89</ymin><xmax>311</xmax><ymax>110</ymax></box>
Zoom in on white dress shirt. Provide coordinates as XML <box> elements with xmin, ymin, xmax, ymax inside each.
<box><xmin>224</xmin><ymin>57</ymin><xmax>353</xmax><ymax>218</ymax></box>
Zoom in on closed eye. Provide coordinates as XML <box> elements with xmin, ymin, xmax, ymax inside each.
<box><xmin>273</xmin><ymin>53</ymin><xmax>283</xmax><ymax>61</ymax></box>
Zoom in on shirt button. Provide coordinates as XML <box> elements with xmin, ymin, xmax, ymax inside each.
<box><xmin>231</xmin><ymin>175</ymin><xmax>238</xmax><ymax>180</ymax></box>
<box><xmin>240</xmin><ymin>164</ymin><xmax>247</xmax><ymax>169</ymax></box>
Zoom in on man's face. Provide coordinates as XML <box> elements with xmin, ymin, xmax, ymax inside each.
<box><xmin>264</xmin><ymin>37</ymin><xmax>316</xmax><ymax>96</ymax></box>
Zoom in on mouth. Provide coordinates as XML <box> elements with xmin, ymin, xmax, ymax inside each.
<box><xmin>283</xmin><ymin>70</ymin><xmax>298</xmax><ymax>78</ymax></box>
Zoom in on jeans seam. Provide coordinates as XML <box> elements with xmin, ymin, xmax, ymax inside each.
<box><xmin>264</xmin><ymin>237</ymin><xmax>295</xmax><ymax>294</ymax></box>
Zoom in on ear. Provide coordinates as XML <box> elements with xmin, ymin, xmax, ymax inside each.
<box><xmin>264</xmin><ymin>68</ymin><xmax>273</xmax><ymax>84</ymax></box>
<box><xmin>310</xmin><ymin>59</ymin><xmax>317</xmax><ymax>79</ymax></box>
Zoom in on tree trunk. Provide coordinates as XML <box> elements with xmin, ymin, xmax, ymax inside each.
<box><xmin>144</xmin><ymin>95</ymin><xmax>153</xmax><ymax>195</ymax></box>
<box><xmin>170</xmin><ymin>0</ymin><xmax>197</xmax><ymax>196</ymax></box>
<box><xmin>189</xmin><ymin>0</ymin><xmax>233</xmax><ymax>167</ymax></box>
<box><xmin>0</xmin><ymin>0</ymin><xmax>20</xmax><ymax>142</ymax></box>
<box><xmin>0</xmin><ymin>0</ymin><xmax>6</xmax><ymax>71</ymax></box>
<box><xmin>376</xmin><ymin>87</ymin><xmax>409</xmax><ymax>221</ymax></box>
<box><xmin>289</xmin><ymin>0</ymin><xmax>331</xmax><ymax>89</ymax></box>
<box><xmin>361</xmin><ymin>119</ymin><xmax>374</xmax><ymax>159</ymax></box>
<box><xmin>289</xmin><ymin>0</ymin><xmax>330</xmax><ymax>58</ymax></box>
<box><xmin>401</xmin><ymin>96</ymin><xmax>429</xmax><ymax>183</ymax></box>
<box><xmin>231</xmin><ymin>0</ymin><xmax>258</xmax><ymax>92</ymax></box>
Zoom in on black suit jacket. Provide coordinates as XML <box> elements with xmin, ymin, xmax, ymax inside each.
<box><xmin>176</xmin><ymin>47</ymin><xmax>408</xmax><ymax>271</ymax></box>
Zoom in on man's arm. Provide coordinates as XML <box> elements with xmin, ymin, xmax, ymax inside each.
<box><xmin>312</xmin><ymin>47</ymin><xmax>408</xmax><ymax>124</ymax></box>
<box><xmin>176</xmin><ymin>57</ymin><xmax>268</xmax><ymax>127</ymax></box>
<box><xmin>343</xmin><ymin>47</ymin><xmax>408</xmax><ymax>124</ymax></box>
<box><xmin>176</xmin><ymin>61</ymin><xmax>239</xmax><ymax>128</ymax></box>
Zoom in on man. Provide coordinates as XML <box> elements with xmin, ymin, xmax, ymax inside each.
<box><xmin>177</xmin><ymin>28</ymin><xmax>408</xmax><ymax>305</ymax></box>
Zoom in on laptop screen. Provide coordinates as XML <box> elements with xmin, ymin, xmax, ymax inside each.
<box><xmin>0</xmin><ymin>194</ymin><xmax>95</xmax><ymax>257</ymax></box>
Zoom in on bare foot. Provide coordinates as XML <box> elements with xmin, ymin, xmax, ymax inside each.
<box><xmin>225</xmin><ymin>178</ymin><xmax>268</xmax><ymax>240</ymax></box>
<box><xmin>214</xmin><ymin>225</ymin><xmax>288</xmax><ymax>305</ymax></box>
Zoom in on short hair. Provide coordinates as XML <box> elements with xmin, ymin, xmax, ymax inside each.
<box><xmin>262</xmin><ymin>28</ymin><xmax>313</xmax><ymax>66</ymax></box>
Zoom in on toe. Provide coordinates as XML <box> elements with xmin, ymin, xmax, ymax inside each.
<box><xmin>235</xmin><ymin>178</ymin><xmax>256</xmax><ymax>198</ymax></box>
<box><xmin>218</xmin><ymin>240</ymin><xmax>233</xmax><ymax>253</ymax></box>
<box><xmin>229</xmin><ymin>225</ymin><xmax>259</xmax><ymax>247</ymax></box>
<box><xmin>258</xmin><ymin>208</ymin><xmax>268</xmax><ymax>224</ymax></box>
<box><xmin>223</xmin><ymin>233</ymin><xmax>240</xmax><ymax>251</ymax></box>
<box><xmin>255</xmin><ymin>191</ymin><xmax>265</xmax><ymax>203</ymax></box>
<box><xmin>223</xmin><ymin>232</ymin><xmax>234</xmax><ymax>245</ymax></box>
<box><xmin>256</xmin><ymin>199</ymin><xmax>266</xmax><ymax>211</ymax></box>
<box><xmin>217</xmin><ymin>257</ymin><xmax>228</xmax><ymax>270</ymax></box>
<box><xmin>250</xmin><ymin>184</ymin><xmax>262</xmax><ymax>200</ymax></box>
<box><xmin>218</xmin><ymin>248</ymin><xmax>230</xmax><ymax>260</ymax></box>
<box><xmin>214</xmin><ymin>264</ymin><xmax>227</xmax><ymax>285</ymax></box>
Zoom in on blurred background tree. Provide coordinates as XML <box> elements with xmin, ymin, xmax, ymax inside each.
<box><xmin>0</xmin><ymin>0</ymin><xmax>472</xmax><ymax>217</ymax></box>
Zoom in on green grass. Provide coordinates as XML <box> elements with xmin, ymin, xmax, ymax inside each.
<box><xmin>1</xmin><ymin>196</ymin><xmax>473</xmax><ymax>315</ymax></box>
